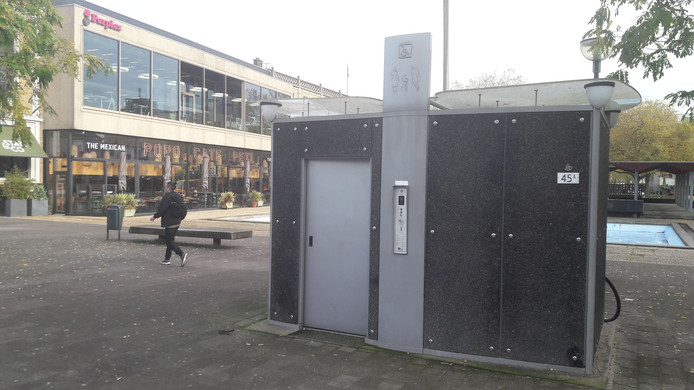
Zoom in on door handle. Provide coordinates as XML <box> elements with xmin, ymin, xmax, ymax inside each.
<box><xmin>309</xmin><ymin>236</ymin><xmax>313</xmax><ymax>247</ymax></box>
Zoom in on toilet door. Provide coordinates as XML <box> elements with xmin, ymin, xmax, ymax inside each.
<box><xmin>303</xmin><ymin>159</ymin><xmax>371</xmax><ymax>335</ymax></box>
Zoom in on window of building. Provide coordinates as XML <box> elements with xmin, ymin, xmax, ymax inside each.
<box><xmin>44</xmin><ymin>130</ymin><xmax>69</xmax><ymax>158</ymax></box>
<box><xmin>245</xmin><ymin>83</ymin><xmax>261</xmax><ymax>133</ymax></box>
<box><xmin>71</xmin><ymin>160</ymin><xmax>106</xmax><ymax>215</ymax></box>
<box><xmin>138</xmin><ymin>139</ymin><xmax>187</xmax><ymax>163</ymax></box>
<box><xmin>44</xmin><ymin>129</ymin><xmax>276</xmax><ymax>215</ymax></box>
<box><xmin>138</xmin><ymin>163</ymin><xmax>163</xmax><ymax>200</ymax></box>
<box><xmin>80</xmin><ymin>33</ymin><xmax>294</xmax><ymax>135</ymax></box>
<box><xmin>71</xmin><ymin>131</ymin><xmax>104</xmax><ymax>158</ymax></box>
<box><xmin>83</xmin><ymin>31</ymin><xmax>118</xmax><ymax>110</ymax></box>
<box><xmin>152</xmin><ymin>53</ymin><xmax>179</xmax><ymax>120</ymax></box>
<box><xmin>120</xmin><ymin>43</ymin><xmax>151</xmax><ymax>116</ymax></box>
<box><xmin>70</xmin><ymin>132</ymin><xmax>134</xmax><ymax>160</ymax></box>
<box><xmin>180</xmin><ymin>62</ymin><xmax>204</xmax><ymax>125</ymax></box>
<box><xmin>205</xmin><ymin>70</ymin><xmax>225</xmax><ymax>128</ymax></box>
<box><xmin>102</xmin><ymin>134</ymin><xmax>137</xmax><ymax>160</ymax></box>
<box><xmin>261</xmin><ymin>88</ymin><xmax>277</xmax><ymax>100</ymax></box>
<box><xmin>0</xmin><ymin>157</ymin><xmax>29</xmax><ymax>178</ymax></box>
<box><xmin>225</xmin><ymin>77</ymin><xmax>243</xmax><ymax>131</ymax></box>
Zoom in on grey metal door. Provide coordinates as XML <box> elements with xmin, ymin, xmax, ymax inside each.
<box><xmin>304</xmin><ymin>159</ymin><xmax>371</xmax><ymax>335</ymax></box>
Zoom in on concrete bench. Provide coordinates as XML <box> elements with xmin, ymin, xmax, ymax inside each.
<box><xmin>128</xmin><ymin>225</ymin><xmax>252</xmax><ymax>246</ymax></box>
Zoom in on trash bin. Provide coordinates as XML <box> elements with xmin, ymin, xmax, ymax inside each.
<box><xmin>107</xmin><ymin>204</ymin><xmax>124</xmax><ymax>240</ymax></box>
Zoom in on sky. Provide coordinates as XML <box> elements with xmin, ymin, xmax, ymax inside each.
<box><xmin>84</xmin><ymin>0</ymin><xmax>692</xmax><ymax>113</ymax></box>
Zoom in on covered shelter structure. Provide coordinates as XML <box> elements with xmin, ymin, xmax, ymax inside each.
<box><xmin>610</xmin><ymin>161</ymin><xmax>694</xmax><ymax>213</ymax></box>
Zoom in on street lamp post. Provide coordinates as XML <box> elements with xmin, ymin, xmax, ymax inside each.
<box><xmin>260</xmin><ymin>100</ymin><xmax>282</xmax><ymax>135</ymax></box>
<box><xmin>260</xmin><ymin>100</ymin><xmax>282</xmax><ymax>205</ymax></box>
<box><xmin>443</xmin><ymin>0</ymin><xmax>449</xmax><ymax>91</ymax></box>
<box><xmin>260</xmin><ymin>100</ymin><xmax>282</xmax><ymax>123</ymax></box>
<box><xmin>580</xmin><ymin>37</ymin><xmax>609</xmax><ymax>79</ymax></box>
<box><xmin>582</xmin><ymin>76</ymin><xmax>616</xmax><ymax>370</ymax></box>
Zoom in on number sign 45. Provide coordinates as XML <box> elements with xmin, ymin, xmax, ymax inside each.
<box><xmin>557</xmin><ymin>172</ymin><xmax>579</xmax><ymax>184</ymax></box>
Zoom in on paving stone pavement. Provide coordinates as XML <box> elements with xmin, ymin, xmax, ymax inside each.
<box><xmin>605</xmin><ymin>245</ymin><xmax>694</xmax><ymax>390</ymax></box>
<box><xmin>0</xmin><ymin>210</ymin><xmax>692</xmax><ymax>389</ymax></box>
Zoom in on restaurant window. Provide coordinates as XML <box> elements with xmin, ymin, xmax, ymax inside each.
<box><xmin>101</xmin><ymin>134</ymin><xmax>136</xmax><ymax>160</ymax></box>
<box><xmin>225</xmin><ymin>77</ymin><xmax>243</xmax><ymax>131</ymax></box>
<box><xmin>188</xmin><ymin>162</ymin><xmax>202</xmax><ymax>200</ymax></box>
<box><xmin>260</xmin><ymin>151</ymin><xmax>271</xmax><ymax>200</ymax></box>
<box><xmin>245</xmin><ymin>83</ymin><xmax>261</xmax><ymax>133</ymax></box>
<box><xmin>71</xmin><ymin>160</ymin><xmax>105</xmax><ymax>216</ymax></box>
<box><xmin>106</xmin><ymin>160</ymin><xmax>134</xmax><ymax>195</ymax></box>
<box><xmin>138</xmin><ymin>139</ymin><xmax>187</xmax><ymax>163</ymax></box>
<box><xmin>171</xmin><ymin>165</ymin><xmax>186</xmax><ymax>191</ymax></box>
<box><xmin>152</xmin><ymin>53</ymin><xmax>179</xmax><ymax>120</ymax></box>
<box><xmin>120</xmin><ymin>43</ymin><xmax>151</xmax><ymax>116</ymax></box>
<box><xmin>180</xmin><ymin>62</ymin><xmax>203</xmax><ymax>124</ymax></box>
<box><xmin>205</xmin><ymin>70</ymin><xmax>225</xmax><ymax>128</ymax></box>
<box><xmin>71</xmin><ymin>132</ymin><xmax>134</xmax><ymax>160</ymax></box>
<box><xmin>139</xmin><ymin>163</ymin><xmax>164</xmax><ymax>201</ymax></box>
<box><xmin>83</xmin><ymin>31</ymin><xmax>118</xmax><ymax>110</ymax></box>
<box><xmin>0</xmin><ymin>157</ymin><xmax>28</xmax><ymax>178</ymax></box>
<box><xmin>44</xmin><ymin>130</ymin><xmax>69</xmax><ymax>158</ymax></box>
<box><xmin>231</xmin><ymin>149</ymin><xmax>258</xmax><ymax>166</ymax></box>
<box><xmin>44</xmin><ymin>130</ymin><xmax>69</xmax><ymax>214</ymax></box>
<box><xmin>71</xmin><ymin>132</ymin><xmax>104</xmax><ymax>159</ymax></box>
<box><xmin>227</xmin><ymin>167</ymin><xmax>245</xmax><ymax>195</ymax></box>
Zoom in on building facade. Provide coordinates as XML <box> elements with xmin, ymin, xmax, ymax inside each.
<box><xmin>45</xmin><ymin>0</ymin><xmax>341</xmax><ymax>215</ymax></box>
<box><xmin>1</xmin><ymin>118</ymin><xmax>44</xmax><ymax>185</ymax></box>
<box><xmin>0</xmin><ymin>40</ymin><xmax>46</xmax><ymax>186</ymax></box>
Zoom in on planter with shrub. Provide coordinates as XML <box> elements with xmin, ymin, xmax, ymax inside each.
<box><xmin>248</xmin><ymin>190</ymin><xmax>263</xmax><ymax>207</ymax></box>
<box><xmin>28</xmin><ymin>183</ymin><xmax>49</xmax><ymax>216</ymax></box>
<box><xmin>102</xmin><ymin>193</ymin><xmax>138</xmax><ymax>217</ymax></box>
<box><xmin>2</xmin><ymin>167</ymin><xmax>32</xmax><ymax>217</ymax></box>
<box><xmin>219</xmin><ymin>192</ymin><xmax>235</xmax><ymax>209</ymax></box>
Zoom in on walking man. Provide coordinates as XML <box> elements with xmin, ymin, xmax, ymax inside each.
<box><xmin>150</xmin><ymin>182</ymin><xmax>189</xmax><ymax>266</ymax></box>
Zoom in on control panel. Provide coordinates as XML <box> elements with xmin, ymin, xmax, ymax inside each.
<box><xmin>394</xmin><ymin>181</ymin><xmax>409</xmax><ymax>255</ymax></box>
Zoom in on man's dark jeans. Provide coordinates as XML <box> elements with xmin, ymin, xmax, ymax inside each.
<box><xmin>164</xmin><ymin>226</ymin><xmax>183</xmax><ymax>260</ymax></box>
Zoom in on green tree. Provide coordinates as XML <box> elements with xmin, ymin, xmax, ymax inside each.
<box><xmin>451</xmin><ymin>69</ymin><xmax>526</xmax><ymax>89</ymax></box>
<box><xmin>663</xmin><ymin>119</ymin><xmax>694</xmax><ymax>160</ymax></box>
<box><xmin>587</xmin><ymin>0</ymin><xmax>694</xmax><ymax>121</ymax></box>
<box><xmin>610</xmin><ymin>99</ymin><xmax>694</xmax><ymax>160</ymax></box>
<box><xmin>0</xmin><ymin>0</ymin><xmax>109</xmax><ymax>145</ymax></box>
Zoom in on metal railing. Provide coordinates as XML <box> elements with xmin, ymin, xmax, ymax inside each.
<box><xmin>270</xmin><ymin>69</ymin><xmax>344</xmax><ymax>98</ymax></box>
<box><xmin>609</xmin><ymin>183</ymin><xmax>646</xmax><ymax>197</ymax></box>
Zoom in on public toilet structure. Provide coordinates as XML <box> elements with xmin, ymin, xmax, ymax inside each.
<box><xmin>268</xmin><ymin>33</ymin><xmax>641</xmax><ymax>373</ymax></box>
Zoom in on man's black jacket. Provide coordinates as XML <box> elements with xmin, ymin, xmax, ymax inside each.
<box><xmin>154</xmin><ymin>191</ymin><xmax>185</xmax><ymax>227</ymax></box>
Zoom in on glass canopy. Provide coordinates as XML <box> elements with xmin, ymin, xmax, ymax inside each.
<box><xmin>272</xmin><ymin>79</ymin><xmax>641</xmax><ymax>118</ymax></box>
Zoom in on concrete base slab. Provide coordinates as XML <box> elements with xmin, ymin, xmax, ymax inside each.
<box><xmin>247</xmin><ymin>321</ymin><xmax>617</xmax><ymax>388</ymax></box>
<box><xmin>246</xmin><ymin>319</ymin><xmax>298</xmax><ymax>336</ymax></box>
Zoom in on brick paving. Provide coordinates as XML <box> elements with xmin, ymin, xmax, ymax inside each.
<box><xmin>0</xmin><ymin>209</ymin><xmax>692</xmax><ymax>389</ymax></box>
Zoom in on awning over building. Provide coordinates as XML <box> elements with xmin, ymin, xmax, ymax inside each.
<box><xmin>610</xmin><ymin>161</ymin><xmax>694</xmax><ymax>213</ymax></box>
<box><xmin>0</xmin><ymin>125</ymin><xmax>48</xmax><ymax>158</ymax></box>
<box><xmin>610</xmin><ymin>161</ymin><xmax>694</xmax><ymax>175</ymax></box>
